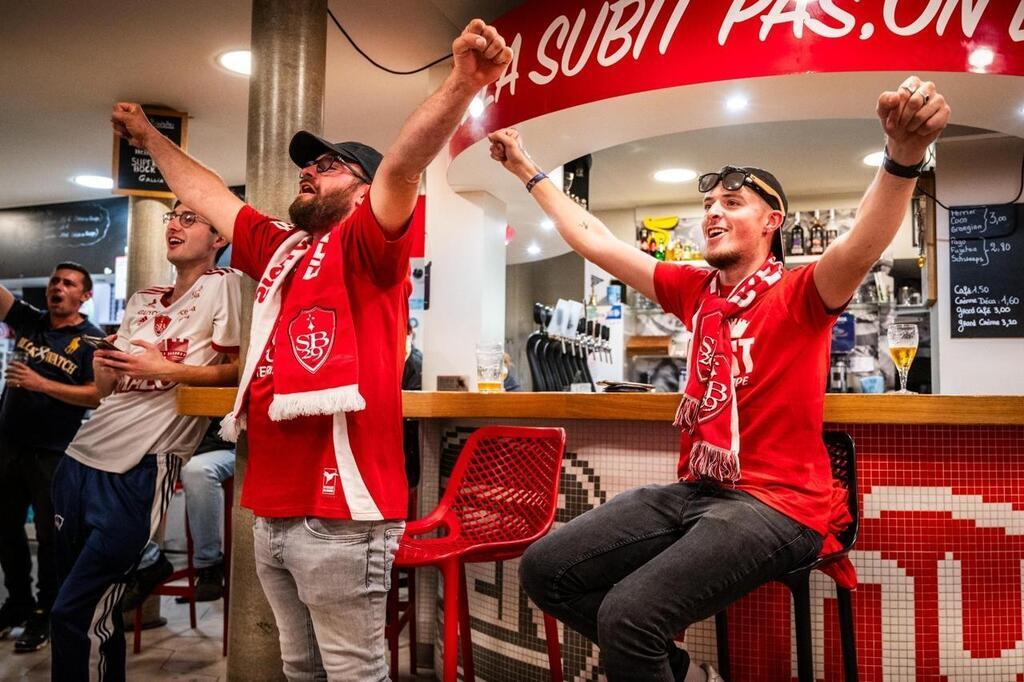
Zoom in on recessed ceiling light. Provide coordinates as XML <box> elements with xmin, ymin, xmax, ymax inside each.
<box><xmin>968</xmin><ymin>47</ymin><xmax>994</xmax><ymax>71</ymax></box>
<box><xmin>527</xmin><ymin>242</ymin><xmax>541</xmax><ymax>256</ymax></box>
<box><xmin>726</xmin><ymin>95</ymin><xmax>749</xmax><ymax>112</ymax></box>
<box><xmin>71</xmin><ymin>175</ymin><xmax>113</xmax><ymax>189</ymax></box>
<box><xmin>862</xmin><ymin>151</ymin><xmax>884</xmax><ymax>167</ymax></box>
<box><xmin>653</xmin><ymin>168</ymin><xmax>697</xmax><ymax>183</ymax></box>
<box><xmin>541</xmin><ymin>218</ymin><xmax>554</xmax><ymax>231</ymax></box>
<box><xmin>469</xmin><ymin>96</ymin><xmax>485</xmax><ymax>118</ymax></box>
<box><xmin>218</xmin><ymin>50</ymin><xmax>251</xmax><ymax>76</ymax></box>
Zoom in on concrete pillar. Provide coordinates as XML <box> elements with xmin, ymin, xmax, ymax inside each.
<box><xmin>227</xmin><ymin>1</ymin><xmax>326</xmax><ymax>679</ymax></box>
<box><xmin>126</xmin><ymin>196</ymin><xmax>174</xmax><ymax>296</ymax></box>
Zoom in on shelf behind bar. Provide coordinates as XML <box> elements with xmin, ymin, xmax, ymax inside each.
<box><xmin>178</xmin><ymin>388</ymin><xmax>1024</xmax><ymax>425</ymax></box>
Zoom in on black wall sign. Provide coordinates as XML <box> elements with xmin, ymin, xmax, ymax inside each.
<box><xmin>112</xmin><ymin>107</ymin><xmax>188</xmax><ymax>198</ymax></box>
<box><xmin>948</xmin><ymin>204</ymin><xmax>1022</xmax><ymax>338</ymax></box>
<box><xmin>0</xmin><ymin>198</ymin><xmax>129</xmax><ymax>279</ymax></box>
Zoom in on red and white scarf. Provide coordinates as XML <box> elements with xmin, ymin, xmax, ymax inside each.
<box><xmin>220</xmin><ymin>226</ymin><xmax>365</xmax><ymax>442</ymax></box>
<box><xmin>673</xmin><ymin>257</ymin><xmax>784</xmax><ymax>483</ymax></box>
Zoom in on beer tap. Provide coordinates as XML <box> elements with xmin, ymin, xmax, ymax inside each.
<box><xmin>601</xmin><ymin>325</ymin><xmax>611</xmax><ymax>362</ymax></box>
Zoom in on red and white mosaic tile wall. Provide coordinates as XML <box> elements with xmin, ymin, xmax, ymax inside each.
<box><xmin>414</xmin><ymin>420</ymin><xmax>1024</xmax><ymax>681</ymax></box>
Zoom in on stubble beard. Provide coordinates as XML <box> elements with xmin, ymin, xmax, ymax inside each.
<box><xmin>288</xmin><ymin>185</ymin><xmax>360</xmax><ymax>234</ymax></box>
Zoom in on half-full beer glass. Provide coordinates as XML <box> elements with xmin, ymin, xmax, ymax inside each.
<box><xmin>475</xmin><ymin>343</ymin><xmax>504</xmax><ymax>393</ymax></box>
<box><xmin>886</xmin><ymin>323</ymin><xmax>918</xmax><ymax>394</ymax></box>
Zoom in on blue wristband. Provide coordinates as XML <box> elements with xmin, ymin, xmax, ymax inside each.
<box><xmin>526</xmin><ymin>172</ymin><xmax>548</xmax><ymax>193</ymax></box>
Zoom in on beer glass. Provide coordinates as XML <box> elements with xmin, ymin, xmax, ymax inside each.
<box><xmin>475</xmin><ymin>343</ymin><xmax>504</xmax><ymax>393</ymax></box>
<box><xmin>886</xmin><ymin>323</ymin><xmax>918</xmax><ymax>394</ymax></box>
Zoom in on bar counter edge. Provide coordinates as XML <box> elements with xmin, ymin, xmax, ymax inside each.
<box><xmin>177</xmin><ymin>388</ymin><xmax>1024</xmax><ymax>425</ymax></box>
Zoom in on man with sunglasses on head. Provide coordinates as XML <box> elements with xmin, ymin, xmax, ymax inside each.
<box><xmin>49</xmin><ymin>202</ymin><xmax>241</xmax><ymax>682</ymax></box>
<box><xmin>488</xmin><ymin>76</ymin><xmax>949</xmax><ymax>682</ymax></box>
<box><xmin>110</xmin><ymin>18</ymin><xmax>512</xmax><ymax>680</ymax></box>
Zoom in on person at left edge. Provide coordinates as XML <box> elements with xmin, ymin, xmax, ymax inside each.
<box><xmin>111</xmin><ymin>17</ymin><xmax>512</xmax><ymax>681</ymax></box>
<box><xmin>0</xmin><ymin>263</ymin><xmax>102</xmax><ymax>654</ymax></box>
<box><xmin>50</xmin><ymin>203</ymin><xmax>241</xmax><ymax>682</ymax></box>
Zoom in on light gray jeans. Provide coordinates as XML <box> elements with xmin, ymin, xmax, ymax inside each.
<box><xmin>253</xmin><ymin>516</ymin><xmax>405</xmax><ymax>682</ymax></box>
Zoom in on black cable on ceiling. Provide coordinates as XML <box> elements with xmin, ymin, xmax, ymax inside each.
<box><xmin>327</xmin><ymin>8</ymin><xmax>452</xmax><ymax>75</ymax></box>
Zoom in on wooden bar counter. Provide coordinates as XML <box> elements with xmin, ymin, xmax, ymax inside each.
<box><xmin>178</xmin><ymin>387</ymin><xmax>1024</xmax><ymax>424</ymax></box>
<box><xmin>183</xmin><ymin>388</ymin><xmax>1024</xmax><ymax>680</ymax></box>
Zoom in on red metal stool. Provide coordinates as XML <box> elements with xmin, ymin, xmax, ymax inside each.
<box><xmin>132</xmin><ymin>476</ymin><xmax>233</xmax><ymax>656</ymax></box>
<box><xmin>385</xmin><ymin>425</ymin><xmax>567</xmax><ymax>682</ymax></box>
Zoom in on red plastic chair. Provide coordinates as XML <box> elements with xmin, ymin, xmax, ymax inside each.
<box><xmin>386</xmin><ymin>425</ymin><xmax>567</xmax><ymax>682</ymax></box>
<box><xmin>133</xmin><ymin>476</ymin><xmax>233</xmax><ymax>657</ymax></box>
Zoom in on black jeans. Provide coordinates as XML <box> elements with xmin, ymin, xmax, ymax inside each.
<box><xmin>520</xmin><ymin>482</ymin><xmax>822</xmax><ymax>681</ymax></box>
<box><xmin>0</xmin><ymin>440</ymin><xmax>63</xmax><ymax>611</ymax></box>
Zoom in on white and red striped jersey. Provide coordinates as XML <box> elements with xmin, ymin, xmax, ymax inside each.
<box><xmin>67</xmin><ymin>268</ymin><xmax>241</xmax><ymax>473</ymax></box>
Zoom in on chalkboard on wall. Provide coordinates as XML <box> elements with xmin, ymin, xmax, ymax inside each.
<box><xmin>111</xmin><ymin>107</ymin><xmax>188</xmax><ymax>198</ymax></box>
<box><xmin>948</xmin><ymin>204</ymin><xmax>1022</xmax><ymax>338</ymax></box>
<box><xmin>0</xmin><ymin>198</ymin><xmax>129</xmax><ymax>279</ymax></box>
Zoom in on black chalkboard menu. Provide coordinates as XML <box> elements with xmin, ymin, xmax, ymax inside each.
<box><xmin>0</xmin><ymin>198</ymin><xmax>128</xmax><ymax>279</ymax></box>
<box><xmin>949</xmin><ymin>203</ymin><xmax>1022</xmax><ymax>338</ymax></box>
<box><xmin>111</xmin><ymin>107</ymin><xmax>188</xmax><ymax>198</ymax></box>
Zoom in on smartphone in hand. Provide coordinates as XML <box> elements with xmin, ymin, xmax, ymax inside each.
<box><xmin>80</xmin><ymin>335</ymin><xmax>121</xmax><ymax>352</ymax></box>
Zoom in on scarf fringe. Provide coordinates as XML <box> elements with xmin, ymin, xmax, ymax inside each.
<box><xmin>689</xmin><ymin>440</ymin><xmax>741</xmax><ymax>483</ymax></box>
<box><xmin>673</xmin><ymin>394</ymin><xmax>701</xmax><ymax>430</ymax></box>
<box><xmin>268</xmin><ymin>384</ymin><xmax>366</xmax><ymax>422</ymax></box>
<box><xmin>219</xmin><ymin>413</ymin><xmax>246</xmax><ymax>443</ymax></box>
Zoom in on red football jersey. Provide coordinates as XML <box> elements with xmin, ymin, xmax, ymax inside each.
<box><xmin>231</xmin><ymin>198</ymin><xmax>413</xmax><ymax>520</ymax></box>
<box><xmin>654</xmin><ymin>261</ymin><xmax>839</xmax><ymax>535</ymax></box>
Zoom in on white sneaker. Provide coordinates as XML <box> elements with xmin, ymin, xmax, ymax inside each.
<box><xmin>701</xmin><ymin>663</ymin><xmax>726</xmax><ymax>682</ymax></box>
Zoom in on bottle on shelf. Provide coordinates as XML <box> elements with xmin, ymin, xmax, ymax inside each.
<box><xmin>809</xmin><ymin>215</ymin><xmax>825</xmax><ymax>255</ymax></box>
<box><xmin>825</xmin><ymin>208</ymin><xmax>838</xmax><ymax>247</ymax></box>
<box><xmin>789</xmin><ymin>211</ymin><xmax>805</xmax><ymax>256</ymax></box>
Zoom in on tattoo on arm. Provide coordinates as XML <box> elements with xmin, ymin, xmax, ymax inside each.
<box><xmin>578</xmin><ymin>221</ymin><xmax>589</xmax><ymax>230</ymax></box>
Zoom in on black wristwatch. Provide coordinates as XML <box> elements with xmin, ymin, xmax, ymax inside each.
<box><xmin>882</xmin><ymin>147</ymin><xmax>927</xmax><ymax>179</ymax></box>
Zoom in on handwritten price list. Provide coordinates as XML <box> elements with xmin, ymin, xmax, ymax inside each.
<box><xmin>949</xmin><ymin>204</ymin><xmax>1022</xmax><ymax>338</ymax></box>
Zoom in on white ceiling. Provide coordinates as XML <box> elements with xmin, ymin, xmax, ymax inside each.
<box><xmin>0</xmin><ymin>0</ymin><xmax>520</xmax><ymax>209</ymax></box>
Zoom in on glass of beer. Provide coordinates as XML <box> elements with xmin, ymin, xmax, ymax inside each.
<box><xmin>475</xmin><ymin>343</ymin><xmax>504</xmax><ymax>393</ymax></box>
<box><xmin>886</xmin><ymin>323</ymin><xmax>918</xmax><ymax>394</ymax></box>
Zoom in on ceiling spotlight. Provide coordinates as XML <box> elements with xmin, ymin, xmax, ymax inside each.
<box><xmin>469</xmin><ymin>96</ymin><xmax>485</xmax><ymax>118</ymax></box>
<box><xmin>71</xmin><ymin>175</ymin><xmax>114</xmax><ymax>189</ymax></box>
<box><xmin>653</xmin><ymin>168</ymin><xmax>697</xmax><ymax>183</ymax></box>
<box><xmin>968</xmin><ymin>47</ymin><xmax>995</xmax><ymax>71</ymax></box>
<box><xmin>218</xmin><ymin>50</ymin><xmax>252</xmax><ymax>76</ymax></box>
<box><xmin>527</xmin><ymin>242</ymin><xmax>541</xmax><ymax>256</ymax></box>
<box><xmin>726</xmin><ymin>95</ymin><xmax>749</xmax><ymax>112</ymax></box>
<box><xmin>541</xmin><ymin>218</ymin><xmax>555</xmax><ymax>231</ymax></box>
<box><xmin>862</xmin><ymin>151</ymin><xmax>884</xmax><ymax>167</ymax></box>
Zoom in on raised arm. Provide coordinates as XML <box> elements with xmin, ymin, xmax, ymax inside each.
<box><xmin>111</xmin><ymin>104</ymin><xmax>244</xmax><ymax>241</ymax></box>
<box><xmin>488</xmin><ymin>128</ymin><xmax>658</xmax><ymax>301</ymax></box>
<box><xmin>370</xmin><ymin>19</ymin><xmax>512</xmax><ymax>234</ymax></box>
<box><xmin>814</xmin><ymin>76</ymin><xmax>950</xmax><ymax>310</ymax></box>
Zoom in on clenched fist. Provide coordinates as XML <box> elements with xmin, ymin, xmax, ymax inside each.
<box><xmin>111</xmin><ymin>102</ymin><xmax>158</xmax><ymax>149</ymax></box>
<box><xmin>876</xmin><ymin>76</ymin><xmax>951</xmax><ymax>166</ymax></box>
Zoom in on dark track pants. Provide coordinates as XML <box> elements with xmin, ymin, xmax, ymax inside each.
<box><xmin>51</xmin><ymin>453</ymin><xmax>181</xmax><ymax>682</ymax></box>
<box><xmin>0</xmin><ymin>441</ymin><xmax>62</xmax><ymax>612</ymax></box>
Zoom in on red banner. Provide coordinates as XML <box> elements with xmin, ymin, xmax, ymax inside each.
<box><xmin>452</xmin><ymin>0</ymin><xmax>1024</xmax><ymax>158</ymax></box>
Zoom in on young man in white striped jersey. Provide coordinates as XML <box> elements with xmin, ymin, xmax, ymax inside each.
<box><xmin>50</xmin><ymin>202</ymin><xmax>241</xmax><ymax>681</ymax></box>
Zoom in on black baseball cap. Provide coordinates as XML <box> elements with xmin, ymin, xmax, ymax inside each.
<box><xmin>740</xmin><ymin>166</ymin><xmax>787</xmax><ymax>263</ymax></box>
<box><xmin>289</xmin><ymin>131</ymin><xmax>382</xmax><ymax>181</ymax></box>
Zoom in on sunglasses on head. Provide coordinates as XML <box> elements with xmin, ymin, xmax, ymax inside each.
<box><xmin>162</xmin><ymin>211</ymin><xmax>209</xmax><ymax>228</ymax></box>
<box><xmin>697</xmin><ymin>169</ymin><xmax>784</xmax><ymax>212</ymax></box>
<box><xmin>308</xmin><ymin>153</ymin><xmax>371</xmax><ymax>184</ymax></box>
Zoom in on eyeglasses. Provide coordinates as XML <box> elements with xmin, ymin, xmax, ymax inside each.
<box><xmin>307</xmin><ymin>153</ymin><xmax>371</xmax><ymax>184</ymax></box>
<box><xmin>697</xmin><ymin>169</ymin><xmax>785</xmax><ymax>213</ymax></box>
<box><xmin>162</xmin><ymin>211</ymin><xmax>209</xmax><ymax>228</ymax></box>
